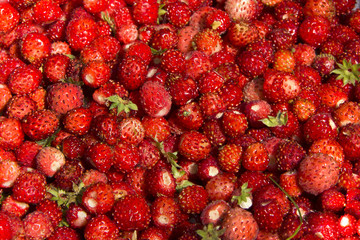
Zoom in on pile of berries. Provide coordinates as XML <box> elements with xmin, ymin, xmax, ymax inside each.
<box><xmin>2</xmin><ymin>0</ymin><xmax>360</xmax><ymax>239</ymax></box>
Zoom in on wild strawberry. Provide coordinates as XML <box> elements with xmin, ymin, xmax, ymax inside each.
<box><xmin>253</xmin><ymin>199</ymin><xmax>284</xmax><ymax>232</ymax></box>
<box><xmin>299</xmin><ymin>16</ymin><xmax>331</xmax><ymax>47</ymax></box>
<box><xmin>306</xmin><ymin>212</ymin><xmax>340</xmax><ymax>240</ymax></box>
<box><xmin>179</xmin><ymin>184</ymin><xmax>208</xmax><ymax>214</ymax></box>
<box><xmin>23</xmin><ymin>211</ymin><xmax>54</xmax><ymax>240</ymax></box>
<box><xmin>62</xmin><ymin>107</ymin><xmax>92</xmax><ymax>136</ymax></box>
<box><xmin>253</xmin><ymin>183</ymin><xmax>290</xmax><ymax>216</ymax></box>
<box><xmin>273</xmin><ymin>49</ymin><xmax>296</xmax><ymax>73</ymax></box>
<box><xmin>196</xmin><ymin>155</ymin><xmax>221</xmax><ymax>182</ymax></box>
<box><xmin>197</xmin><ymin>70</ymin><xmax>225</xmax><ymax>94</ymax></box>
<box><xmin>275</xmin><ymin>140</ymin><xmax>305</xmax><ymax>171</ymax></box>
<box><xmin>160</xmin><ymin>49</ymin><xmax>185</xmax><ymax>74</ymax></box>
<box><xmin>166</xmin><ymin>74</ymin><xmax>199</xmax><ymax>106</ymax></box>
<box><xmin>198</xmin><ymin>92</ymin><xmax>226</xmax><ymax>118</ymax></box>
<box><xmin>140</xmin><ymin>227</ymin><xmax>168</xmax><ymax>240</ymax></box>
<box><xmin>267</xmin><ymin>19</ymin><xmax>298</xmax><ymax>50</ymax></box>
<box><xmin>237</xmin><ymin>50</ymin><xmax>268</xmax><ymax>79</ymax></box>
<box><xmin>221</xmin><ymin>207</ymin><xmax>259</xmax><ymax>240</ymax></box>
<box><xmin>165</xmin><ymin>1</ymin><xmax>192</xmax><ymax>28</ymax></box>
<box><xmin>205</xmin><ymin>172</ymin><xmax>236</xmax><ymax>202</ymax></box>
<box><xmin>145</xmin><ymin>166</ymin><xmax>176</xmax><ymax>197</ymax></box>
<box><xmin>303</xmin><ymin>113</ymin><xmax>338</xmax><ymax>143</ymax></box>
<box><xmin>0</xmin><ymin>2</ymin><xmax>19</xmax><ymax>33</ymax></box>
<box><xmin>184</xmin><ymin>51</ymin><xmax>212</xmax><ymax>80</ymax></box>
<box><xmin>242</xmin><ymin>142</ymin><xmax>269</xmax><ymax>171</ymax></box>
<box><xmin>333</xmin><ymin>102</ymin><xmax>360</xmax><ymax>127</ymax></box>
<box><xmin>54</xmin><ymin>161</ymin><xmax>83</xmax><ymax>191</ymax></box>
<box><xmin>48</xmin><ymin>226</ymin><xmax>80</xmax><ymax>240</ymax></box>
<box><xmin>297</xmin><ymin>153</ymin><xmax>340</xmax><ymax>196</ymax></box>
<box><xmin>217</xmin><ymin>143</ymin><xmax>242</xmax><ymax>173</ymax></box>
<box><xmin>226</xmin><ymin>21</ymin><xmax>259</xmax><ymax>48</ymax></box>
<box><xmin>151</xmin><ymin>196</ymin><xmax>181</xmax><ymax>229</ymax></box>
<box><xmin>0</xmin><ymin>116</ymin><xmax>24</xmax><ymax>150</ymax></box>
<box><xmin>177</xmin><ymin>26</ymin><xmax>199</xmax><ymax>53</ymax></box>
<box><xmin>279</xmin><ymin>171</ymin><xmax>303</xmax><ymax>198</ymax></box>
<box><xmin>263</xmin><ymin>70</ymin><xmax>301</xmax><ymax>103</ymax></box>
<box><xmin>0</xmin><ymin>84</ymin><xmax>12</xmax><ymax>112</ymax></box>
<box><xmin>118</xmin><ymin>56</ymin><xmax>147</xmax><ymax>91</ymax></box>
<box><xmin>20</xmin><ymin>32</ymin><xmax>51</xmax><ymax>65</ymax></box>
<box><xmin>90</xmin><ymin>113</ymin><xmax>119</xmax><ymax>145</ymax></box>
<box><xmin>224</xmin><ymin>0</ymin><xmax>262</xmax><ymax>22</ymax></box>
<box><xmin>221</xmin><ymin>110</ymin><xmax>248</xmax><ymax>138</ymax></box>
<box><xmin>46</xmin><ymin>82</ymin><xmax>84</xmax><ymax>116</ymax></box>
<box><xmin>66</xmin><ymin>13</ymin><xmax>99</xmax><ymax>51</ymax></box>
<box><xmin>113</xmin><ymin>194</ymin><xmax>150</xmax><ymax>231</ymax></box>
<box><xmin>36</xmin><ymin>146</ymin><xmax>65</xmax><ymax>177</ymax></box>
<box><xmin>12</xmin><ymin>171</ymin><xmax>46</xmax><ymax>204</ymax></box>
<box><xmin>15</xmin><ymin>140</ymin><xmax>41</xmax><ymax>167</ymax></box>
<box><xmin>130</xmin><ymin>0</ymin><xmax>157</xmax><ymax>25</ymax></box>
<box><xmin>200</xmin><ymin>200</ymin><xmax>230</xmax><ymax>226</ymax></box>
<box><xmin>65</xmin><ymin>203</ymin><xmax>90</xmax><ymax>229</ymax></box>
<box><xmin>201</xmin><ymin>119</ymin><xmax>227</xmax><ymax>147</ymax></box>
<box><xmin>294</xmin><ymin>65</ymin><xmax>322</xmax><ymax>88</ymax></box>
<box><xmin>320</xmin><ymin>188</ymin><xmax>346</xmax><ymax>212</ymax></box>
<box><xmin>192</xmin><ymin>28</ymin><xmax>223</xmax><ymax>56</ymax></box>
<box><xmin>308</xmin><ymin>138</ymin><xmax>344</xmax><ymax>167</ymax></box>
<box><xmin>113</xmin><ymin>142</ymin><xmax>140</xmax><ymax>173</ymax></box>
<box><xmin>36</xmin><ymin>199</ymin><xmax>62</xmax><ymax>228</ymax></box>
<box><xmin>1</xmin><ymin>195</ymin><xmax>29</xmax><ymax>218</ymax></box>
<box><xmin>81</xmin><ymin>61</ymin><xmax>111</xmax><ymax>88</ymax></box>
<box><xmin>338</xmin><ymin>123</ymin><xmax>360</xmax><ymax>160</ymax></box>
<box><xmin>84</xmin><ymin>215</ymin><xmax>119</xmax><ymax>240</ymax></box>
<box><xmin>338</xmin><ymin>214</ymin><xmax>357</xmax><ymax>237</ymax></box>
<box><xmin>0</xmin><ymin>159</ymin><xmax>20</xmax><ymax>188</ymax></box>
<box><xmin>33</xmin><ymin>0</ymin><xmax>63</xmax><ymax>24</ymax></box>
<box><xmin>151</xmin><ymin>28</ymin><xmax>179</xmax><ymax>51</ymax></box>
<box><xmin>61</xmin><ymin>135</ymin><xmax>86</xmax><ymax>160</ymax></box>
<box><xmin>43</xmin><ymin>54</ymin><xmax>70</xmax><ymax>83</ymax></box>
<box><xmin>140</xmin><ymin>80</ymin><xmax>172</xmax><ymax>117</ymax></box>
<box><xmin>82</xmin><ymin>182</ymin><xmax>115</xmax><ymax>215</ymax></box>
<box><xmin>7</xmin><ymin>65</ymin><xmax>42</xmax><ymax>95</ymax></box>
<box><xmin>22</xmin><ymin>109</ymin><xmax>59</xmax><ymax>141</ymax></box>
<box><xmin>178</xmin><ymin>130</ymin><xmax>211</xmax><ymax>162</ymax></box>
<box><xmin>204</xmin><ymin>9</ymin><xmax>230</xmax><ymax>34</ymax></box>
<box><xmin>175</xmin><ymin>102</ymin><xmax>204</xmax><ymax>131</ymax></box>
<box><xmin>243</xmin><ymin>100</ymin><xmax>272</xmax><ymax>128</ymax></box>
<box><xmin>141</xmin><ymin>116</ymin><xmax>171</xmax><ymax>143</ymax></box>
<box><xmin>237</xmin><ymin>171</ymin><xmax>270</xmax><ymax>194</ymax></box>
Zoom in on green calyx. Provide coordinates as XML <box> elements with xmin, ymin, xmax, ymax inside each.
<box><xmin>106</xmin><ymin>95</ymin><xmax>138</xmax><ymax>115</ymax></box>
<box><xmin>260</xmin><ymin>111</ymin><xmax>288</xmax><ymax>127</ymax></box>
<box><xmin>47</xmin><ymin>181</ymin><xmax>86</xmax><ymax>209</ymax></box>
<box><xmin>231</xmin><ymin>182</ymin><xmax>252</xmax><ymax>209</ymax></box>
<box><xmin>196</xmin><ymin>223</ymin><xmax>225</xmax><ymax>240</ymax></box>
<box><xmin>331</xmin><ymin>59</ymin><xmax>360</xmax><ymax>86</ymax></box>
<box><xmin>100</xmin><ymin>11</ymin><xmax>116</xmax><ymax>32</ymax></box>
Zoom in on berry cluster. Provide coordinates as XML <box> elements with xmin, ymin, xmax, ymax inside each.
<box><xmin>1</xmin><ymin>0</ymin><xmax>360</xmax><ymax>239</ymax></box>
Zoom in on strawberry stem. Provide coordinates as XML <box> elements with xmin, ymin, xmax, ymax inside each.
<box><xmin>269</xmin><ymin>177</ymin><xmax>303</xmax><ymax>240</ymax></box>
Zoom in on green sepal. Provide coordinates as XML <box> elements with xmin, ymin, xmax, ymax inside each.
<box><xmin>176</xmin><ymin>180</ymin><xmax>194</xmax><ymax>191</ymax></box>
<box><xmin>64</xmin><ymin>54</ymin><xmax>76</xmax><ymax>59</ymax></box>
<box><xmin>260</xmin><ymin>111</ymin><xmax>288</xmax><ymax>127</ymax></box>
<box><xmin>231</xmin><ymin>182</ymin><xmax>252</xmax><ymax>209</ymax></box>
<box><xmin>36</xmin><ymin>128</ymin><xmax>60</xmax><ymax>147</ymax></box>
<box><xmin>196</xmin><ymin>223</ymin><xmax>225</xmax><ymax>240</ymax></box>
<box><xmin>101</xmin><ymin>11</ymin><xmax>116</xmax><ymax>32</ymax></box>
<box><xmin>331</xmin><ymin>59</ymin><xmax>360</xmax><ymax>86</ymax></box>
<box><xmin>106</xmin><ymin>95</ymin><xmax>138</xmax><ymax>115</ymax></box>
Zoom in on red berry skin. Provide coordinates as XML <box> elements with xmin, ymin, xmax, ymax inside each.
<box><xmin>306</xmin><ymin>212</ymin><xmax>340</xmax><ymax>240</ymax></box>
<box><xmin>82</xmin><ymin>182</ymin><xmax>115</xmax><ymax>215</ymax></box>
<box><xmin>297</xmin><ymin>153</ymin><xmax>340</xmax><ymax>196</ymax></box>
<box><xmin>0</xmin><ymin>213</ymin><xmax>13</xmax><ymax>240</ymax></box>
<box><xmin>0</xmin><ymin>3</ymin><xmax>19</xmax><ymax>33</ymax></box>
<box><xmin>299</xmin><ymin>16</ymin><xmax>331</xmax><ymax>47</ymax></box>
<box><xmin>84</xmin><ymin>215</ymin><xmax>119</xmax><ymax>240</ymax></box>
<box><xmin>178</xmin><ymin>185</ymin><xmax>208</xmax><ymax>214</ymax></box>
<box><xmin>112</xmin><ymin>194</ymin><xmax>151</xmax><ymax>231</ymax></box>
<box><xmin>303</xmin><ymin>113</ymin><xmax>338</xmax><ymax>144</ymax></box>
<box><xmin>7</xmin><ymin>65</ymin><xmax>42</xmax><ymax>95</ymax></box>
<box><xmin>0</xmin><ymin>117</ymin><xmax>24</xmax><ymax>150</ymax></box>
<box><xmin>145</xmin><ymin>166</ymin><xmax>176</xmax><ymax>198</ymax></box>
<box><xmin>12</xmin><ymin>171</ymin><xmax>46</xmax><ymax>204</ymax></box>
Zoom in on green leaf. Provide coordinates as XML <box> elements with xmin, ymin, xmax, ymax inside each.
<box><xmin>260</xmin><ymin>111</ymin><xmax>288</xmax><ymax>127</ymax></box>
<box><xmin>36</xmin><ymin>128</ymin><xmax>60</xmax><ymax>147</ymax></box>
<box><xmin>269</xmin><ymin>177</ymin><xmax>303</xmax><ymax>240</ymax></box>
